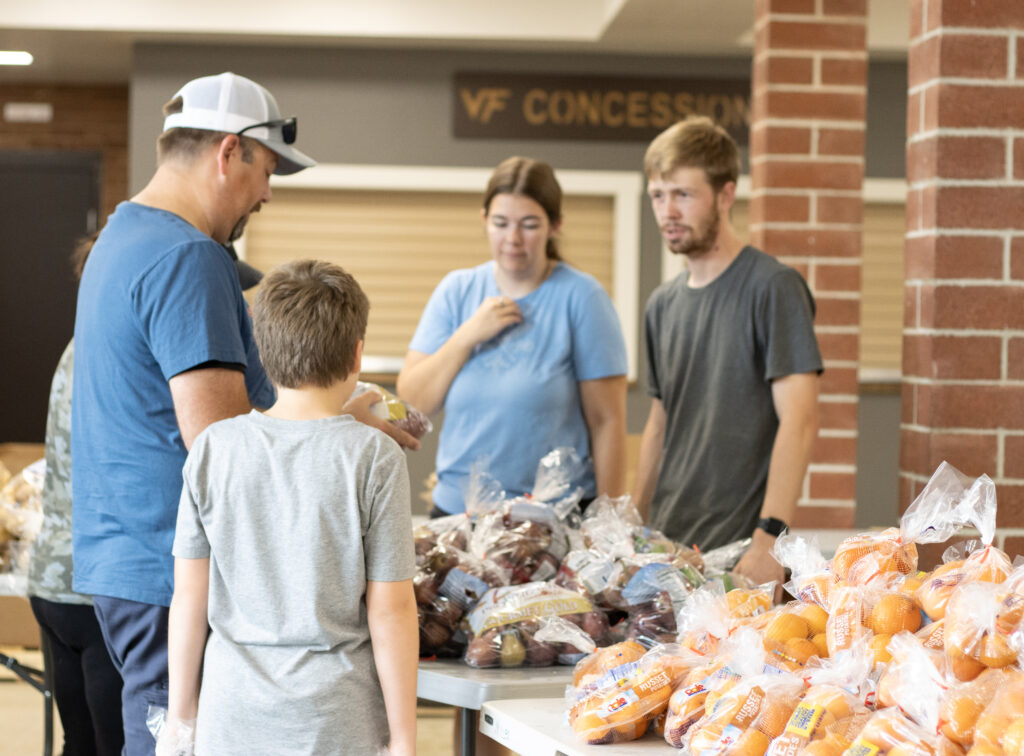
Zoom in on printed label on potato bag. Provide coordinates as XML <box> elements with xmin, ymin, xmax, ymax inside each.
<box><xmin>597</xmin><ymin>688</ymin><xmax>640</xmax><ymax>720</ymax></box>
<box><xmin>786</xmin><ymin>702</ymin><xmax>826</xmax><ymax>738</ymax></box>
<box><xmin>467</xmin><ymin>582</ymin><xmax>594</xmax><ymax>634</ymax></box>
<box><xmin>439</xmin><ymin>569</ymin><xmax>490</xmax><ymax>610</ymax></box>
<box><xmin>846</xmin><ymin>739</ymin><xmax>880</xmax><ymax>756</ymax></box>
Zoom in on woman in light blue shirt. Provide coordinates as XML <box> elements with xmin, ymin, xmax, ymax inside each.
<box><xmin>397</xmin><ymin>157</ymin><xmax>628</xmax><ymax>515</ymax></box>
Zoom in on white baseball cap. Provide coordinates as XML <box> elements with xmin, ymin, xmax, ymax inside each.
<box><xmin>162</xmin><ymin>72</ymin><xmax>315</xmax><ymax>175</ymax></box>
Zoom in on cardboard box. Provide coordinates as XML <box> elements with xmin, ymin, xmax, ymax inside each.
<box><xmin>0</xmin><ymin>595</ymin><xmax>41</xmax><ymax>648</ymax></box>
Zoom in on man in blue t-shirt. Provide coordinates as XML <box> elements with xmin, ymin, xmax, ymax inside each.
<box><xmin>70</xmin><ymin>73</ymin><xmax>413</xmax><ymax>756</ymax></box>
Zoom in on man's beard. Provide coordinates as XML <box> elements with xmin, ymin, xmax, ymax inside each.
<box><xmin>228</xmin><ymin>214</ymin><xmax>249</xmax><ymax>243</ymax></box>
<box><xmin>666</xmin><ymin>202</ymin><xmax>720</xmax><ymax>259</ymax></box>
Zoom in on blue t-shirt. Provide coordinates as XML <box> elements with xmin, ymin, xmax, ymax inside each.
<box><xmin>71</xmin><ymin>202</ymin><xmax>275</xmax><ymax>606</ymax></box>
<box><xmin>410</xmin><ymin>261</ymin><xmax>627</xmax><ymax>514</ymax></box>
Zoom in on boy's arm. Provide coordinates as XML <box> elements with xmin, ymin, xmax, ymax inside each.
<box><xmin>167</xmin><ymin>556</ymin><xmax>211</xmax><ymax>721</ymax></box>
<box><xmin>367</xmin><ymin>578</ymin><xmax>418</xmax><ymax>756</ymax></box>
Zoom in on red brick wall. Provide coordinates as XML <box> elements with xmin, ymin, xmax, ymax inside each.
<box><xmin>0</xmin><ymin>84</ymin><xmax>128</xmax><ymax>224</ymax></box>
<box><xmin>750</xmin><ymin>0</ymin><xmax>868</xmax><ymax>529</ymax></box>
<box><xmin>902</xmin><ymin>0</ymin><xmax>1024</xmax><ymax>559</ymax></box>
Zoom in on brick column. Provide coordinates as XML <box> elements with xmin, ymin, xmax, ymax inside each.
<box><xmin>902</xmin><ymin>1</ymin><xmax>1024</xmax><ymax>557</ymax></box>
<box><xmin>749</xmin><ymin>0</ymin><xmax>868</xmax><ymax>528</ymax></box>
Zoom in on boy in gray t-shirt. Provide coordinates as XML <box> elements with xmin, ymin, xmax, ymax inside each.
<box><xmin>160</xmin><ymin>260</ymin><xmax>417</xmax><ymax>756</ymax></box>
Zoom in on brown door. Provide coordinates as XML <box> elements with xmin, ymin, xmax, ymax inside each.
<box><xmin>0</xmin><ymin>150</ymin><xmax>100</xmax><ymax>442</ymax></box>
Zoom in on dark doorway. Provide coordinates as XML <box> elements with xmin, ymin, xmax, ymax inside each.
<box><xmin>0</xmin><ymin>151</ymin><xmax>100</xmax><ymax>443</ymax></box>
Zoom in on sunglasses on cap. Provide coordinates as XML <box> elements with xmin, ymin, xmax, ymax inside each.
<box><xmin>235</xmin><ymin>116</ymin><xmax>297</xmax><ymax>145</ymax></box>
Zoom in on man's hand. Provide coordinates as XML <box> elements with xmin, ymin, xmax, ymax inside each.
<box><xmin>733</xmin><ymin>531</ymin><xmax>785</xmax><ymax>602</ymax></box>
<box><xmin>344</xmin><ymin>390</ymin><xmax>421</xmax><ymax>451</ymax></box>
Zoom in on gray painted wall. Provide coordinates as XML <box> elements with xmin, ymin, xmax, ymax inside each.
<box><xmin>130</xmin><ymin>43</ymin><xmax>907</xmax><ymax>522</ymax></box>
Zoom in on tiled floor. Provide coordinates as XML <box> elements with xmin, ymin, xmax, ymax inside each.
<box><xmin>0</xmin><ymin>647</ymin><xmax>462</xmax><ymax>756</ymax></box>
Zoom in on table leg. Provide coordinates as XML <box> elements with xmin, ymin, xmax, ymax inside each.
<box><xmin>460</xmin><ymin>707</ymin><xmax>476</xmax><ymax>756</ymax></box>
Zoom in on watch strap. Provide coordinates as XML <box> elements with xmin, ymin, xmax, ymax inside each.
<box><xmin>756</xmin><ymin>516</ymin><xmax>788</xmax><ymax>537</ymax></box>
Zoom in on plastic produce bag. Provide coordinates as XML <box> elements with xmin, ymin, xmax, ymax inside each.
<box><xmin>463</xmin><ymin>582</ymin><xmax>608</xmax><ymax>668</ymax></box>
<box><xmin>415</xmin><ymin>545</ymin><xmax>507</xmax><ymax>657</ymax></box>
<box><xmin>352</xmin><ymin>381</ymin><xmax>433</xmax><ymax>439</ymax></box>
<box><xmin>469</xmin><ymin>498</ymin><xmax>572</xmax><ymax>584</ymax></box>
<box><xmin>832</xmin><ymin>462</ymin><xmax>995</xmax><ymax>588</ymax></box>
<box><xmin>568</xmin><ymin>643</ymin><xmax>694</xmax><ymax>745</ymax></box>
<box><xmin>682</xmin><ymin>669</ymin><xmax>805</xmax><ymax>756</ymax></box>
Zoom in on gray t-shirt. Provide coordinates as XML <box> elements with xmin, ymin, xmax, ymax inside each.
<box><xmin>644</xmin><ymin>246</ymin><xmax>822</xmax><ymax>551</ymax></box>
<box><xmin>173</xmin><ymin>410</ymin><xmax>415</xmax><ymax>756</ymax></box>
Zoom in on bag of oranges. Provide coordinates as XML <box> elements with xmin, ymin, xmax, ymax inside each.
<box><xmin>840</xmin><ymin>707</ymin><xmax>938</xmax><ymax>756</ymax></box>
<box><xmin>917</xmin><ymin>541</ymin><xmax>1011</xmax><ymax>623</ymax></box>
<box><xmin>683</xmin><ymin>670</ymin><xmax>806</xmax><ymax>756</ymax></box>
<box><xmin>968</xmin><ymin>670</ymin><xmax>1024</xmax><ymax>756</ymax></box>
<box><xmin>775</xmin><ymin>532</ymin><xmax>832</xmax><ymax>610</ymax></box>
<box><xmin>938</xmin><ymin>667</ymin><xmax>1016</xmax><ymax>748</ymax></box>
<box><xmin>767</xmin><ymin>640</ymin><xmax>874</xmax><ymax>756</ymax></box>
<box><xmin>943</xmin><ymin>578</ymin><xmax>1021</xmax><ymax>681</ymax></box>
<box><xmin>568</xmin><ymin>642</ymin><xmax>693</xmax><ymax>745</ymax></box>
<box><xmin>833</xmin><ymin>463</ymin><xmax>995</xmax><ymax>589</ymax></box>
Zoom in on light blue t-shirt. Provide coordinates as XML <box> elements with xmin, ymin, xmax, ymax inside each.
<box><xmin>410</xmin><ymin>261</ymin><xmax>627</xmax><ymax>514</ymax></box>
<box><xmin>71</xmin><ymin>202</ymin><xmax>275</xmax><ymax>606</ymax></box>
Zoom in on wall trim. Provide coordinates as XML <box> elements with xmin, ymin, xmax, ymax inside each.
<box><xmin>239</xmin><ymin>163</ymin><xmax>644</xmax><ymax>379</ymax></box>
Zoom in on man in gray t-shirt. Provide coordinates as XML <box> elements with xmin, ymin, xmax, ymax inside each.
<box><xmin>633</xmin><ymin>117</ymin><xmax>822</xmax><ymax>588</ymax></box>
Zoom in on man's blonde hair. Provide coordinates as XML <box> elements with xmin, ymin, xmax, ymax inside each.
<box><xmin>644</xmin><ymin>116</ymin><xmax>741</xmax><ymax>193</ymax></box>
<box><xmin>156</xmin><ymin>95</ymin><xmax>255</xmax><ymax>165</ymax></box>
<box><xmin>252</xmin><ymin>260</ymin><xmax>369</xmax><ymax>389</ymax></box>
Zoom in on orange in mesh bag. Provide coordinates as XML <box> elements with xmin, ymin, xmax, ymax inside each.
<box><xmin>938</xmin><ymin>668</ymin><xmax>1015</xmax><ymax>748</ymax></box>
<box><xmin>969</xmin><ymin>671</ymin><xmax>1024</xmax><ymax>756</ymax></box>
<box><xmin>836</xmin><ymin>463</ymin><xmax>997</xmax><ymax>591</ymax></box>
<box><xmin>684</xmin><ymin>674</ymin><xmax>805</xmax><ymax>756</ymax></box>
<box><xmin>944</xmin><ymin>579</ymin><xmax>1021</xmax><ymax>682</ymax></box>
<box><xmin>773</xmin><ymin>692</ymin><xmax>872</xmax><ymax>756</ymax></box>
<box><xmin>569</xmin><ymin>644</ymin><xmax>691</xmax><ymax>745</ymax></box>
<box><xmin>917</xmin><ymin>545</ymin><xmax>1013</xmax><ymax>622</ymax></box>
<box><xmin>664</xmin><ymin>658</ymin><xmax>749</xmax><ymax>748</ymax></box>
<box><xmin>842</xmin><ymin>708</ymin><xmax>938</xmax><ymax>756</ymax></box>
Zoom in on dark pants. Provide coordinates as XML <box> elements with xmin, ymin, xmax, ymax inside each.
<box><xmin>92</xmin><ymin>596</ymin><xmax>169</xmax><ymax>756</ymax></box>
<box><xmin>29</xmin><ymin>596</ymin><xmax>124</xmax><ymax>756</ymax></box>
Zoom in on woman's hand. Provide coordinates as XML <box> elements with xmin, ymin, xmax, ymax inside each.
<box><xmin>397</xmin><ymin>298</ymin><xmax>521</xmax><ymax>418</ymax></box>
<box><xmin>455</xmin><ymin>296</ymin><xmax>522</xmax><ymax>348</ymax></box>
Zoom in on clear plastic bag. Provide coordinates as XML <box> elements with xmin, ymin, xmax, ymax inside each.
<box><xmin>469</xmin><ymin>499</ymin><xmax>571</xmax><ymax>584</ymax></box>
<box><xmin>352</xmin><ymin>381</ymin><xmax>433</xmax><ymax>439</ymax></box>
<box><xmin>0</xmin><ymin>459</ymin><xmax>45</xmax><ymax>574</ymax></box>
<box><xmin>569</xmin><ymin>643</ymin><xmax>694</xmax><ymax>745</ymax></box>
<box><xmin>147</xmin><ymin>705</ymin><xmax>195</xmax><ymax>756</ymax></box>
<box><xmin>682</xmin><ymin>669</ymin><xmax>806</xmax><ymax>756</ymax></box>
<box><xmin>462</xmin><ymin>582</ymin><xmax>607</xmax><ymax>668</ymax></box>
<box><xmin>415</xmin><ymin>545</ymin><xmax>507</xmax><ymax>658</ymax></box>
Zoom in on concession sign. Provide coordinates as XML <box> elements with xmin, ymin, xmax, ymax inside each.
<box><xmin>453</xmin><ymin>72</ymin><xmax>751</xmax><ymax>144</ymax></box>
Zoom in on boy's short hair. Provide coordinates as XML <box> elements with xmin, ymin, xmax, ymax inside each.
<box><xmin>252</xmin><ymin>259</ymin><xmax>369</xmax><ymax>389</ymax></box>
<box><xmin>644</xmin><ymin>116</ymin><xmax>741</xmax><ymax>193</ymax></box>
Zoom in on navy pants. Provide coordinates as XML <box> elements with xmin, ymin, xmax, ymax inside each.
<box><xmin>92</xmin><ymin>596</ymin><xmax>169</xmax><ymax>756</ymax></box>
<box><xmin>30</xmin><ymin>597</ymin><xmax>124</xmax><ymax>756</ymax></box>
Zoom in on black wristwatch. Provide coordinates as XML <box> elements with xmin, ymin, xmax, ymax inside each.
<box><xmin>756</xmin><ymin>516</ymin><xmax>788</xmax><ymax>537</ymax></box>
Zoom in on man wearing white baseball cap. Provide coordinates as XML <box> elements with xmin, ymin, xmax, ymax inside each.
<box><xmin>70</xmin><ymin>72</ymin><xmax>412</xmax><ymax>755</ymax></box>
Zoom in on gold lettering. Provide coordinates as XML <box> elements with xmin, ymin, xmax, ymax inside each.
<box><xmin>574</xmin><ymin>91</ymin><xmax>603</xmax><ymax>126</ymax></box>
<box><xmin>549</xmin><ymin>90</ymin><xmax>574</xmax><ymax>125</ymax></box>
<box><xmin>523</xmin><ymin>89</ymin><xmax>548</xmax><ymax>125</ymax></box>
<box><xmin>459</xmin><ymin>87</ymin><xmax>511</xmax><ymax>124</ymax></box>
<box><xmin>626</xmin><ymin>91</ymin><xmax>649</xmax><ymax>128</ymax></box>
<box><xmin>650</xmin><ymin>92</ymin><xmax>673</xmax><ymax>128</ymax></box>
<box><xmin>674</xmin><ymin>92</ymin><xmax>694</xmax><ymax>119</ymax></box>
<box><xmin>459</xmin><ymin>87</ymin><xmax>490</xmax><ymax>122</ymax></box>
<box><xmin>602</xmin><ymin>91</ymin><xmax>625</xmax><ymax>127</ymax></box>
